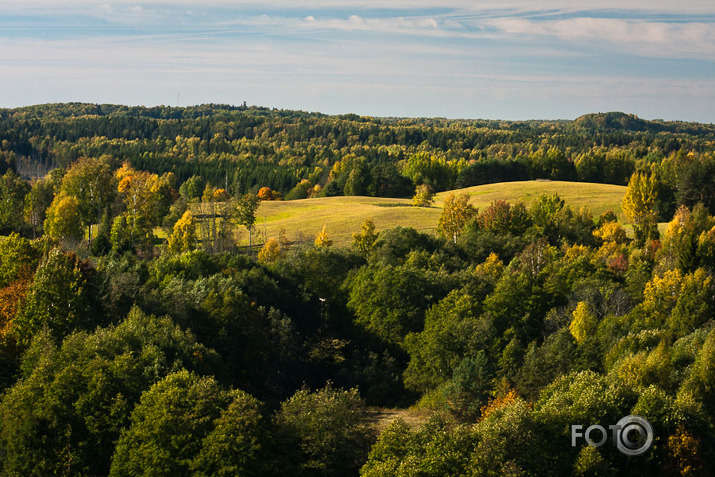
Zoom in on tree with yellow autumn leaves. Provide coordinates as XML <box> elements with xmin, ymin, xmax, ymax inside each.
<box><xmin>622</xmin><ymin>172</ymin><xmax>659</xmax><ymax>244</ymax></box>
<box><xmin>112</xmin><ymin>162</ymin><xmax>174</xmax><ymax>252</ymax></box>
<box><xmin>437</xmin><ymin>192</ymin><xmax>477</xmax><ymax>243</ymax></box>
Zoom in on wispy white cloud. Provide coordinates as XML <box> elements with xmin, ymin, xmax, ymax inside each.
<box><xmin>210</xmin><ymin>12</ymin><xmax>715</xmax><ymax>59</ymax></box>
<box><xmin>218</xmin><ymin>14</ymin><xmax>446</xmax><ymax>37</ymax></box>
<box><xmin>0</xmin><ymin>1</ymin><xmax>713</xmax><ymax>121</ymax></box>
<box><xmin>489</xmin><ymin>17</ymin><xmax>715</xmax><ymax>58</ymax></box>
<box><xmin>4</xmin><ymin>0</ymin><xmax>715</xmax><ymax>13</ymax></box>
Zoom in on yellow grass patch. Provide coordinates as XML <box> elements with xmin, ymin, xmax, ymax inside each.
<box><xmin>199</xmin><ymin>181</ymin><xmax>628</xmax><ymax>247</ymax></box>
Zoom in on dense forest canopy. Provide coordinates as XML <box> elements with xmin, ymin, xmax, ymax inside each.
<box><xmin>1</xmin><ymin>103</ymin><xmax>715</xmax><ymax>475</ymax></box>
<box><xmin>1</xmin><ymin>104</ymin><xmax>713</xmax><ymax>203</ymax></box>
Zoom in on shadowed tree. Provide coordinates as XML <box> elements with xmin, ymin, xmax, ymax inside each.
<box><xmin>234</xmin><ymin>193</ymin><xmax>260</xmax><ymax>255</ymax></box>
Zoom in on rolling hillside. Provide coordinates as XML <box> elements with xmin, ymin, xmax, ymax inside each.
<box><xmin>239</xmin><ymin>180</ymin><xmax>627</xmax><ymax>247</ymax></box>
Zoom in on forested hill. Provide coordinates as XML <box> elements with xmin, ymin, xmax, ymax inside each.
<box><xmin>0</xmin><ymin>104</ymin><xmax>713</xmax><ymax>202</ymax></box>
<box><xmin>572</xmin><ymin>112</ymin><xmax>715</xmax><ymax>135</ymax></box>
<box><xmin>3</xmin><ymin>104</ymin><xmax>715</xmax><ymax>475</ymax></box>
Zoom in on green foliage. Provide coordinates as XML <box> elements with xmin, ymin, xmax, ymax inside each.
<box><xmin>0</xmin><ymin>307</ymin><xmax>219</xmax><ymax>476</ymax></box>
<box><xmin>574</xmin><ymin>148</ymin><xmax>634</xmax><ymax>186</ymax></box>
<box><xmin>372</xmin><ymin>226</ymin><xmax>439</xmax><ymax>265</ymax></box>
<box><xmin>635</xmin><ymin>270</ymin><xmax>684</xmax><ymax>329</ymax></box>
<box><xmin>142</xmin><ymin>257</ymin><xmax>279</xmax><ymax>390</ymax></box>
<box><xmin>190</xmin><ymin>390</ymin><xmax>267</xmax><ymax>477</ymax></box>
<box><xmin>536</xmin><ymin>371</ymin><xmax>637</xmax><ymax>430</ymax></box>
<box><xmin>352</xmin><ymin>218</ymin><xmax>379</xmax><ymax>258</ymax></box>
<box><xmin>2</xmin><ymin>102</ymin><xmax>715</xmax><ymax>475</ymax></box>
<box><xmin>360</xmin><ymin>418</ymin><xmax>415</xmax><ymax>477</ymax></box>
<box><xmin>657</xmin><ymin>204</ymin><xmax>715</xmax><ymax>272</ymax></box>
<box><xmin>438</xmin><ymin>192</ymin><xmax>477</xmax><ymax>243</ymax></box>
<box><xmin>697</xmin><ymin>226</ymin><xmax>715</xmax><ymax>270</ymax></box>
<box><xmin>445</xmin><ymin>352</ymin><xmax>492</xmax><ymax>421</ymax></box>
<box><xmin>110</xmin><ymin>370</ymin><xmax>264</xmax><ymax>477</ymax></box>
<box><xmin>402</xmin><ymin>153</ymin><xmax>460</xmax><ymax>192</ymax></box>
<box><xmin>1</xmin><ymin>104</ymin><xmax>712</xmax><ymax>203</ymax></box>
<box><xmin>0</xmin><ymin>170</ymin><xmax>30</xmax><ymax>234</ymax></box>
<box><xmin>361</xmin><ymin>416</ymin><xmax>476</xmax><ymax>477</ymax></box>
<box><xmin>530</xmin><ymin>193</ymin><xmax>566</xmax><ymax>231</ymax></box>
<box><xmin>344</xmin><ymin>158</ymin><xmax>371</xmax><ymax>196</ymax></box>
<box><xmin>667</xmin><ymin>269</ymin><xmax>715</xmax><ymax>338</ymax></box>
<box><xmin>679</xmin><ymin>329</ymin><xmax>715</xmax><ymax>420</ymax></box>
<box><xmin>470</xmin><ymin>398</ymin><xmax>546</xmax><ymax>476</ymax></box>
<box><xmin>60</xmin><ymin>156</ymin><xmax>117</xmax><ymax>239</ymax></box>
<box><xmin>91</xmin><ymin>211</ymin><xmax>113</xmax><ymax>256</ymax></box>
<box><xmin>482</xmin><ymin>259</ymin><xmax>556</xmax><ymax>347</ymax></box>
<box><xmin>412</xmin><ymin>183</ymin><xmax>435</xmax><ymax>207</ymax></box>
<box><xmin>460</xmin><ymin>227</ymin><xmax>526</xmax><ymax>265</ymax></box>
<box><xmin>110</xmin><ymin>213</ymin><xmax>135</xmax><ymax>253</ymax></box>
<box><xmin>0</xmin><ymin>233</ymin><xmax>38</xmax><ymax>287</ymax></box>
<box><xmin>527</xmin><ymin>193</ymin><xmax>596</xmax><ymax>245</ymax></box>
<box><xmin>622</xmin><ymin>172</ymin><xmax>660</xmax><ymax>244</ymax></box>
<box><xmin>162</xmin><ymin>196</ymin><xmax>189</xmax><ymax>235</ymax></box>
<box><xmin>573</xmin><ymin>445</ymin><xmax>617</xmax><ymax>476</ymax></box>
<box><xmin>179</xmin><ymin>175</ymin><xmax>205</xmax><ymax>200</ymax></box>
<box><xmin>275</xmin><ymin>383</ymin><xmax>375</xmax><ymax>476</ymax></box>
<box><xmin>404</xmin><ymin>289</ymin><xmax>488</xmax><ymax>392</ymax></box>
<box><xmin>529</xmin><ymin>147</ymin><xmax>576</xmax><ymax>181</ymax></box>
<box><xmin>516</xmin><ymin>329</ymin><xmax>577</xmax><ymax>400</ymax></box>
<box><xmin>286</xmin><ymin>179</ymin><xmax>313</xmax><ymax>200</ymax></box>
<box><xmin>476</xmin><ymin>199</ymin><xmax>531</xmax><ymax>235</ymax></box>
<box><xmin>12</xmin><ymin>247</ymin><xmax>97</xmax><ymax>345</ymax></box>
<box><xmin>347</xmin><ymin>264</ymin><xmax>449</xmax><ymax>346</ymax></box>
<box><xmin>23</xmin><ymin>177</ymin><xmax>55</xmax><ymax>237</ymax></box>
<box><xmin>677</xmin><ymin>154</ymin><xmax>715</xmax><ymax>215</ymax></box>
<box><xmin>234</xmin><ymin>193</ymin><xmax>260</xmax><ymax>247</ymax></box>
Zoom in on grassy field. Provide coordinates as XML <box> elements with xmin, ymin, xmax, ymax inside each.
<box><xmin>234</xmin><ymin>180</ymin><xmax>627</xmax><ymax>247</ymax></box>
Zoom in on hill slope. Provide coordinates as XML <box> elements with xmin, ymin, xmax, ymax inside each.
<box><xmin>242</xmin><ymin>180</ymin><xmax>626</xmax><ymax>247</ymax></box>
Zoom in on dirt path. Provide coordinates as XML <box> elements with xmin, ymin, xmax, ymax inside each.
<box><xmin>367</xmin><ymin>407</ymin><xmax>430</xmax><ymax>432</ymax></box>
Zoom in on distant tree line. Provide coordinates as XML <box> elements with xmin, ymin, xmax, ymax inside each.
<box><xmin>0</xmin><ymin>105</ymin><xmax>713</xmax><ymax>211</ymax></box>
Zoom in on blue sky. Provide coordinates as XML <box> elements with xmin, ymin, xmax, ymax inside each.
<box><xmin>1</xmin><ymin>1</ymin><xmax>714</xmax><ymax>122</ymax></box>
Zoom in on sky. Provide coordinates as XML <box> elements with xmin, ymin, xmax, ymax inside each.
<box><xmin>1</xmin><ymin>1</ymin><xmax>714</xmax><ymax>122</ymax></box>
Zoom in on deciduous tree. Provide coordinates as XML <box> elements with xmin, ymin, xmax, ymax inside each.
<box><xmin>234</xmin><ymin>193</ymin><xmax>260</xmax><ymax>255</ymax></box>
<box><xmin>622</xmin><ymin>172</ymin><xmax>659</xmax><ymax>244</ymax></box>
<box><xmin>167</xmin><ymin>210</ymin><xmax>198</xmax><ymax>254</ymax></box>
<box><xmin>43</xmin><ymin>192</ymin><xmax>83</xmax><ymax>242</ymax></box>
<box><xmin>274</xmin><ymin>384</ymin><xmax>374</xmax><ymax>476</ymax></box>
<box><xmin>411</xmin><ymin>184</ymin><xmax>434</xmax><ymax>207</ymax></box>
<box><xmin>111</xmin><ymin>370</ymin><xmax>263</xmax><ymax>477</ymax></box>
<box><xmin>315</xmin><ymin>224</ymin><xmax>332</xmax><ymax>247</ymax></box>
<box><xmin>0</xmin><ymin>308</ymin><xmax>219</xmax><ymax>476</ymax></box>
<box><xmin>258</xmin><ymin>237</ymin><xmax>283</xmax><ymax>263</ymax></box>
<box><xmin>438</xmin><ymin>192</ymin><xmax>476</xmax><ymax>243</ymax></box>
<box><xmin>569</xmin><ymin>301</ymin><xmax>597</xmax><ymax>344</ymax></box>
<box><xmin>352</xmin><ymin>218</ymin><xmax>378</xmax><ymax>257</ymax></box>
<box><xmin>12</xmin><ymin>247</ymin><xmax>95</xmax><ymax>345</ymax></box>
<box><xmin>258</xmin><ymin>186</ymin><xmax>275</xmax><ymax>200</ymax></box>
<box><xmin>23</xmin><ymin>177</ymin><xmax>54</xmax><ymax>238</ymax></box>
<box><xmin>0</xmin><ymin>170</ymin><xmax>30</xmax><ymax>234</ymax></box>
<box><xmin>60</xmin><ymin>157</ymin><xmax>116</xmax><ymax>246</ymax></box>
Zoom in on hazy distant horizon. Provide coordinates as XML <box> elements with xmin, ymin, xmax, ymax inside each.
<box><xmin>2</xmin><ymin>1</ymin><xmax>713</xmax><ymax>123</ymax></box>
<box><xmin>4</xmin><ymin>102</ymin><xmax>714</xmax><ymax>125</ymax></box>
